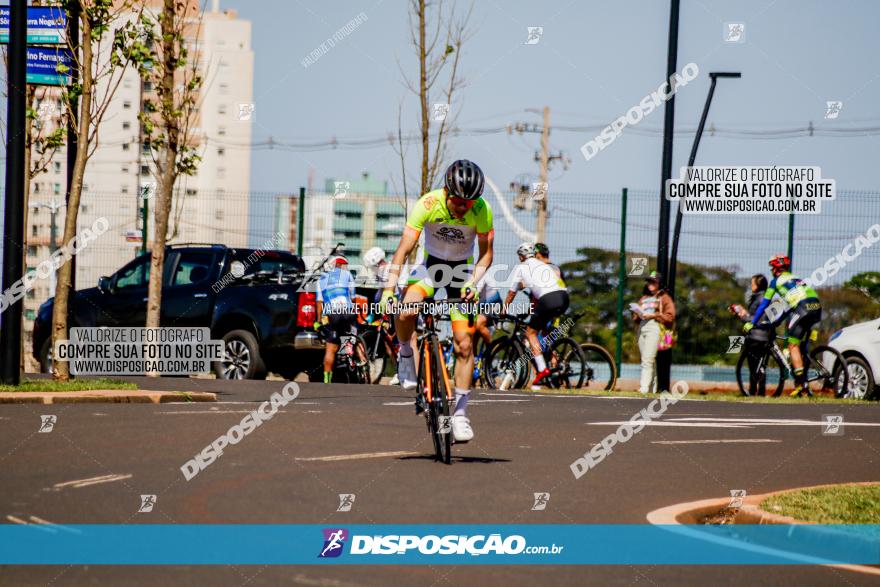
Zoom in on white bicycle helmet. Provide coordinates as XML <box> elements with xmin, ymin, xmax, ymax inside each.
<box><xmin>363</xmin><ymin>246</ymin><xmax>386</xmax><ymax>268</ymax></box>
<box><xmin>517</xmin><ymin>242</ymin><xmax>536</xmax><ymax>258</ymax></box>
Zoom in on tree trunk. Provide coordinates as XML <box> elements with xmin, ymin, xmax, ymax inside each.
<box><xmin>144</xmin><ymin>0</ymin><xmax>181</xmax><ymax>351</ymax></box>
<box><xmin>51</xmin><ymin>14</ymin><xmax>93</xmax><ymax>381</ymax></box>
<box><xmin>417</xmin><ymin>0</ymin><xmax>429</xmax><ymax>196</ymax></box>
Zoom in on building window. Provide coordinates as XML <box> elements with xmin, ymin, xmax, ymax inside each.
<box><xmin>26</xmin><ymin>289</ymin><xmax>35</xmax><ymax>300</ymax></box>
<box><xmin>123</xmin><ymin>100</ymin><xmax>132</xmax><ymax>109</ymax></box>
<box><xmin>32</xmin><ymin>225</ymin><xmax>38</xmax><ymax>237</ymax></box>
<box><xmin>123</xmin><ymin>121</ymin><xmax>131</xmax><ymax>130</ymax></box>
<box><xmin>218</xmin><ymin>126</ymin><xmax>226</xmax><ymax>136</ymax></box>
<box><xmin>219</xmin><ymin>83</ymin><xmax>229</xmax><ymax>94</ymax></box>
<box><xmin>144</xmin><ymin>81</ymin><xmax>153</xmax><ymax>92</ymax></box>
<box><xmin>34</xmin><ymin>182</ymin><xmax>41</xmax><ymax>193</ymax></box>
<box><xmin>122</xmin><ymin>185</ymin><xmax>129</xmax><ymax>194</ymax></box>
<box><xmin>140</xmin><ymin>165</ymin><xmax>150</xmax><ymax>176</ymax></box>
<box><xmin>123</xmin><ymin>143</ymin><xmax>130</xmax><ymax>151</ymax></box>
<box><xmin>54</xmin><ymin>161</ymin><xmax>61</xmax><ymax>173</ymax></box>
<box><xmin>142</xmin><ymin>143</ymin><xmax>150</xmax><ymax>154</ymax></box>
<box><xmin>53</xmin><ymin>183</ymin><xmax>61</xmax><ymax>195</ymax></box>
<box><xmin>217</xmin><ymin>167</ymin><xmax>226</xmax><ymax>178</ymax></box>
<box><xmin>217</xmin><ymin>189</ymin><xmax>225</xmax><ymax>199</ymax></box>
<box><xmin>217</xmin><ymin>148</ymin><xmax>225</xmax><ymax>157</ymax></box>
<box><xmin>219</xmin><ymin>104</ymin><xmax>227</xmax><ymax>115</ymax></box>
<box><xmin>81</xmin><ymin>205</ymin><xmax>88</xmax><ymax>213</ymax></box>
<box><xmin>27</xmin><ymin>246</ymin><xmax>37</xmax><ymax>256</ymax></box>
<box><xmin>122</xmin><ymin>165</ymin><xmax>129</xmax><ymax>174</ymax></box>
<box><xmin>185</xmin><ymin>188</ymin><xmax>197</xmax><ymax>196</ymax></box>
<box><xmin>215</xmin><ymin>209</ymin><xmax>224</xmax><ymax>220</ymax></box>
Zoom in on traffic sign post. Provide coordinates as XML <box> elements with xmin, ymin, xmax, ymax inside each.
<box><xmin>0</xmin><ymin>6</ymin><xmax>67</xmax><ymax>44</ymax></box>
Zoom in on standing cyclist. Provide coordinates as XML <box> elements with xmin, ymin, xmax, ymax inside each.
<box><xmin>315</xmin><ymin>256</ymin><xmax>362</xmax><ymax>384</ymax></box>
<box><xmin>745</xmin><ymin>254</ymin><xmax>822</xmax><ymax>397</ymax></box>
<box><xmin>379</xmin><ymin>160</ymin><xmax>494</xmax><ymax>442</ymax></box>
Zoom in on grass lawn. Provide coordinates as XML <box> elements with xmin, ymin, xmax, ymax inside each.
<box><xmin>762</xmin><ymin>485</ymin><xmax>880</xmax><ymax>524</ymax></box>
<box><xmin>525</xmin><ymin>387</ymin><xmax>874</xmax><ymax>404</ymax></box>
<box><xmin>0</xmin><ymin>378</ymin><xmax>138</xmax><ymax>393</ymax></box>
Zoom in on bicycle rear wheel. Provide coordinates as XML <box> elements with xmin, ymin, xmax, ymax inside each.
<box><xmin>484</xmin><ymin>336</ymin><xmax>529</xmax><ymax>389</ymax></box>
<box><xmin>548</xmin><ymin>337</ymin><xmax>586</xmax><ymax>388</ymax></box>
<box><xmin>579</xmin><ymin>343</ymin><xmax>617</xmax><ymax>390</ymax></box>
<box><xmin>735</xmin><ymin>347</ymin><xmax>785</xmax><ymax>397</ymax></box>
<box><xmin>807</xmin><ymin>345</ymin><xmax>849</xmax><ymax>397</ymax></box>
<box><xmin>362</xmin><ymin>328</ymin><xmax>387</xmax><ymax>384</ymax></box>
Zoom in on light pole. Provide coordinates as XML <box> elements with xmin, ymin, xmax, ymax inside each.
<box><xmin>31</xmin><ymin>199</ymin><xmax>67</xmax><ymax>253</ymax></box>
<box><xmin>668</xmin><ymin>72</ymin><xmax>741</xmax><ymax>299</ymax></box>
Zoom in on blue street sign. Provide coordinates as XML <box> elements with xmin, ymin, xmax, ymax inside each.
<box><xmin>26</xmin><ymin>46</ymin><xmax>73</xmax><ymax>86</ymax></box>
<box><xmin>0</xmin><ymin>6</ymin><xmax>67</xmax><ymax>44</ymax></box>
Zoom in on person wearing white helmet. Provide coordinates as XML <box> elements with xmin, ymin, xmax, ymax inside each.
<box><xmin>503</xmin><ymin>242</ymin><xmax>569</xmax><ymax>388</ymax></box>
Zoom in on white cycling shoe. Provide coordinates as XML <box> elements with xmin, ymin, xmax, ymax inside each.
<box><xmin>397</xmin><ymin>354</ymin><xmax>417</xmax><ymax>390</ymax></box>
<box><xmin>388</xmin><ymin>373</ymin><xmax>400</xmax><ymax>386</ymax></box>
<box><xmin>451</xmin><ymin>415</ymin><xmax>474</xmax><ymax>443</ymax></box>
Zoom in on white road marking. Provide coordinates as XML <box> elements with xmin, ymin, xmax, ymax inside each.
<box><xmin>6</xmin><ymin>515</ymin><xmax>56</xmax><ymax>533</ymax></box>
<box><xmin>651</xmin><ymin>439</ymin><xmax>782</xmax><ymax>445</ymax></box>
<box><xmin>296</xmin><ymin>450</ymin><xmax>418</xmax><ymax>462</ymax></box>
<box><xmin>589</xmin><ymin>417</ymin><xmax>880</xmax><ymax>428</ymax></box>
<box><xmin>28</xmin><ymin>515</ymin><xmax>81</xmax><ymax>533</ymax></box>
<box><xmin>383</xmin><ymin>402</ymin><xmax>414</xmax><ymax>406</ymax></box>
<box><xmin>159</xmin><ymin>410</ymin><xmax>290</xmax><ymax>414</ymax></box>
<box><xmin>52</xmin><ymin>474</ymin><xmax>132</xmax><ymax>490</ymax></box>
<box><xmin>468</xmin><ymin>399</ymin><xmax>530</xmax><ymax>404</ymax></box>
<box><xmin>589</xmin><ymin>421</ymin><xmax>749</xmax><ymax>428</ymax></box>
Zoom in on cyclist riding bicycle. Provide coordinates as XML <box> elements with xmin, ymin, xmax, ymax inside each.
<box><xmin>380</xmin><ymin>159</ymin><xmax>495</xmax><ymax>442</ymax></box>
<box><xmin>744</xmin><ymin>253</ymin><xmax>822</xmax><ymax>397</ymax></box>
<box><xmin>502</xmin><ymin>242</ymin><xmax>570</xmax><ymax>388</ymax></box>
<box><xmin>315</xmin><ymin>255</ymin><xmax>365</xmax><ymax>383</ymax></box>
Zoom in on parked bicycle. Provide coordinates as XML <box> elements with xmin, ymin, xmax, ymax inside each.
<box><xmin>484</xmin><ymin>314</ymin><xmax>586</xmax><ymax>390</ymax></box>
<box><xmin>735</xmin><ymin>330</ymin><xmax>848</xmax><ymax>397</ymax></box>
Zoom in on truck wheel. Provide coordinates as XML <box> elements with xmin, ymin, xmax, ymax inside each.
<box><xmin>214</xmin><ymin>330</ymin><xmax>267</xmax><ymax>380</ymax></box>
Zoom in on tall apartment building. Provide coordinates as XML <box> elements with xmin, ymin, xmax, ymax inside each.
<box><xmin>19</xmin><ymin>1</ymin><xmax>253</xmax><ymax>369</ymax></box>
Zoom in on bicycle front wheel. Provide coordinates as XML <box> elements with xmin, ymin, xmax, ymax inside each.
<box><xmin>484</xmin><ymin>336</ymin><xmax>529</xmax><ymax>389</ymax></box>
<box><xmin>428</xmin><ymin>337</ymin><xmax>453</xmax><ymax>464</ymax></box>
<box><xmin>808</xmin><ymin>345</ymin><xmax>849</xmax><ymax>398</ymax></box>
<box><xmin>579</xmin><ymin>343</ymin><xmax>617</xmax><ymax>391</ymax></box>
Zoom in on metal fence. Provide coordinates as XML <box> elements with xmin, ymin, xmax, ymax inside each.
<box><xmin>3</xmin><ymin>186</ymin><xmax>878</xmax><ymax>373</ymax></box>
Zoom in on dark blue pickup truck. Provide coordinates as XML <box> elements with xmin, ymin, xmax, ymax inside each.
<box><xmin>33</xmin><ymin>244</ymin><xmax>325</xmax><ymax>379</ymax></box>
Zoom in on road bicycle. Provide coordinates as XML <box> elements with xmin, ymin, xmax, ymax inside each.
<box><xmin>484</xmin><ymin>313</ymin><xmax>586</xmax><ymax>390</ymax></box>
<box><xmin>361</xmin><ymin>313</ymin><xmax>398</xmax><ymax>384</ymax></box>
<box><xmin>735</xmin><ymin>330</ymin><xmax>848</xmax><ymax>397</ymax></box>
<box><xmin>412</xmin><ymin>297</ymin><xmax>471</xmax><ymax>464</ymax></box>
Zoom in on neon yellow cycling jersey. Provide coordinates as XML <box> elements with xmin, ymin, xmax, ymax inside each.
<box><xmin>405</xmin><ymin>189</ymin><xmax>494</xmax><ymax>261</ymax></box>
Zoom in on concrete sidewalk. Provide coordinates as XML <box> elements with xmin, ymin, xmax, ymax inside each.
<box><xmin>0</xmin><ymin>390</ymin><xmax>216</xmax><ymax>404</ymax></box>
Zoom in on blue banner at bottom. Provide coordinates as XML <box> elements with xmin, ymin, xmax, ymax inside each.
<box><xmin>0</xmin><ymin>524</ymin><xmax>877</xmax><ymax>565</ymax></box>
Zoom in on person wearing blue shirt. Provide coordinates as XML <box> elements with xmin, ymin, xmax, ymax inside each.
<box><xmin>316</xmin><ymin>256</ymin><xmax>358</xmax><ymax>383</ymax></box>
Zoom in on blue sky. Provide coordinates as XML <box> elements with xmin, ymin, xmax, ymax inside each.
<box><xmin>226</xmin><ymin>0</ymin><xmax>880</xmax><ymax>282</ymax></box>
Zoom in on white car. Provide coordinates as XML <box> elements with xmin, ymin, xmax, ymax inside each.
<box><xmin>828</xmin><ymin>318</ymin><xmax>880</xmax><ymax>400</ymax></box>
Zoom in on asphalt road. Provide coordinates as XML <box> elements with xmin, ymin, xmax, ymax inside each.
<box><xmin>2</xmin><ymin>378</ymin><xmax>879</xmax><ymax>586</ymax></box>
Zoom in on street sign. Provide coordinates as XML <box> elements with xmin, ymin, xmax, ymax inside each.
<box><xmin>26</xmin><ymin>46</ymin><xmax>72</xmax><ymax>86</ymax></box>
<box><xmin>0</xmin><ymin>6</ymin><xmax>67</xmax><ymax>44</ymax></box>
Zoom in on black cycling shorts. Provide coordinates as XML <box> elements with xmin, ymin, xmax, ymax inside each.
<box><xmin>321</xmin><ymin>312</ymin><xmax>358</xmax><ymax>345</ymax></box>
<box><xmin>529</xmin><ymin>290</ymin><xmax>569</xmax><ymax>330</ymax></box>
<box><xmin>785</xmin><ymin>299</ymin><xmax>821</xmax><ymax>344</ymax></box>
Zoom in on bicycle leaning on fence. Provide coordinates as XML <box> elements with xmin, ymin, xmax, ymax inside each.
<box><xmin>735</xmin><ymin>328</ymin><xmax>849</xmax><ymax>398</ymax></box>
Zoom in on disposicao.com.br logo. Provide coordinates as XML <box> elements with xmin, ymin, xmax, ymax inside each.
<box><xmin>318</xmin><ymin>529</ymin><xmax>563</xmax><ymax>558</ymax></box>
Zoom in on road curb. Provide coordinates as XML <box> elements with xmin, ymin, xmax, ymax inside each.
<box><xmin>646</xmin><ymin>482</ymin><xmax>880</xmax><ymax>576</ymax></box>
<box><xmin>0</xmin><ymin>390</ymin><xmax>217</xmax><ymax>404</ymax></box>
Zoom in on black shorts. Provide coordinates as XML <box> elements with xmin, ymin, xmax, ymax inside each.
<box><xmin>785</xmin><ymin>300</ymin><xmax>821</xmax><ymax>343</ymax></box>
<box><xmin>321</xmin><ymin>312</ymin><xmax>357</xmax><ymax>345</ymax></box>
<box><xmin>529</xmin><ymin>290</ymin><xmax>569</xmax><ymax>330</ymax></box>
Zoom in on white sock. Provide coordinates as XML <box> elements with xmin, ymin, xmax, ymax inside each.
<box><xmin>399</xmin><ymin>339</ymin><xmax>413</xmax><ymax>358</ymax></box>
<box><xmin>454</xmin><ymin>388</ymin><xmax>469</xmax><ymax>417</ymax></box>
<box><xmin>533</xmin><ymin>354</ymin><xmax>547</xmax><ymax>372</ymax></box>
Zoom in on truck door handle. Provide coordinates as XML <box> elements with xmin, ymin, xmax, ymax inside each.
<box><xmin>193</xmin><ymin>293</ymin><xmax>208</xmax><ymax>298</ymax></box>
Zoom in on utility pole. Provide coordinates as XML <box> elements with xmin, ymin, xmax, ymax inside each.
<box><xmin>1</xmin><ymin>0</ymin><xmax>27</xmax><ymax>385</ymax></box>
<box><xmin>509</xmin><ymin>106</ymin><xmax>568</xmax><ymax>242</ymax></box>
<box><xmin>657</xmin><ymin>0</ymin><xmax>681</xmax><ymax>288</ymax></box>
<box><xmin>536</xmin><ymin>106</ymin><xmax>550</xmax><ymax>242</ymax></box>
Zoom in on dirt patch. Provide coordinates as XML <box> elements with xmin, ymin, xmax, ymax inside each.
<box><xmin>699</xmin><ymin>507</ymin><xmax>739</xmax><ymax>525</ymax></box>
